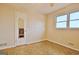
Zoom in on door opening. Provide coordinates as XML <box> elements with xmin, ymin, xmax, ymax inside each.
<box><xmin>15</xmin><ymin>12</ymin><xmax>27</xmax><ymax>46</ymax></box>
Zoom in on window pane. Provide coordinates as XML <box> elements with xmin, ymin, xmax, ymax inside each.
<box><xmin>56</xmin><ymin>22</ymin><xmax>67</xmax><ymax>28</ymax></box>
<box><xmin>70</xmin><ymin>20</ymin><xmax>79</xmax><ymax>28</ymax></box>
<box><xmin>70</xmin><ymin>12</ymin><xmax>79</xmax><ymax>20</ymax></box>
<box><xmin>57</xmin><ymin>15</ymin><xmax>67</xmax><ymax>22</ymax></box>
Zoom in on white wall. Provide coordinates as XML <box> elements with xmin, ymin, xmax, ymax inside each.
<box><xmin>0</xmin><ymin>5</ymin><xmax>15</xmax><ymax>49</ymax></box>
<box><xmin>47</xmin><ymin>4</ymin><xmax>79</xmax><ymax>51</ymax></box>
<box><xmin>26</xmin><ymin>13</ymin><xmax>45</xmax><ymax>44</ymax></box>
<box><xmin>0</xmin><ymin>4</ymin><xmax>45</xmax><ymax>50</ymax></box>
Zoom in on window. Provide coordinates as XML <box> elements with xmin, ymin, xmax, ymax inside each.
<box><xmin>56</xmin><ymin>11</ymin><xmax>79</xmax><ymax>29</ymax></box>
<box><xmin>70</xmin><ymin>12</ymin><xmax>79</xmax><ymax>28</ymax></box>
<box><xmin>56</xmin><ymin>15</ymin><xmax>67</xmax><ymax>28</ymax></box>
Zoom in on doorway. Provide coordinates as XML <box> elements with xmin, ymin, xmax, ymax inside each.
<box><xmin>15</xmin><ymin>12</ymin><xmax>27</xmax><ymax>46</ymax></box>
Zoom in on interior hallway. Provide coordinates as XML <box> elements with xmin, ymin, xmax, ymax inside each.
<box><xmin>1</xmin><ymin>40</ymin><xmax>79</xmax><ymax>55</ymax></box>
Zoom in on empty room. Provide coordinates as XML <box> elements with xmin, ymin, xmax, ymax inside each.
<box><xmin>0</xmin><ymin>3</ymin><xmax>79</xmax><ymax>55</ymax></box>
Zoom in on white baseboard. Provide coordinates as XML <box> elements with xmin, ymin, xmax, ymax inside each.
<box><xmin>26</xmin><ymin>39</ymin><xmax>44</xmax><ymax>45</ymax></box>
<box><xmin>1</xmin><ymin>39</ymin><xmax>78</xmax><ymax>52</ymax></box>
<box><xmin>0</xmin><ymin>45</ymin><xmax>15</xmax><ymax>50</ymax></box>
<box><xmin>48</xmin><ymin>39</ymin><xmax>79</xmax><ymax>51</ymax></box>
<box><xmin>0</xmin><ymin>39</ymin><xmax>44</xmax><ymax>50</ymax></box>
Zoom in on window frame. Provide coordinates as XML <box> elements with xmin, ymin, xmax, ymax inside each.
<box><xmin>56</xmin><ymin>14</ymin><xmax>68</xmax><ymax>29</ymax></box>
<box><xmin>69</xmin><ymin>11</ymin><xmax>79</xmax><ymax>29</ymax></box>
<box><xmin>56</xmin><ymin>10</ymin><xmax>79</xmax><ymax>29</ymax></box>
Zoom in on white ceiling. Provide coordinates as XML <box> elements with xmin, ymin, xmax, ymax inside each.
<box><xmin>10</xmin><ymin>3</ymin><xmax>71</xmax><ymax>14</ymax></box>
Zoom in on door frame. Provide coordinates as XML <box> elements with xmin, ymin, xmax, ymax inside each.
<box><xmin>15</xmin><ymin>12</ymin><xmax>27</xmax><ymax>46</ymax></box>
